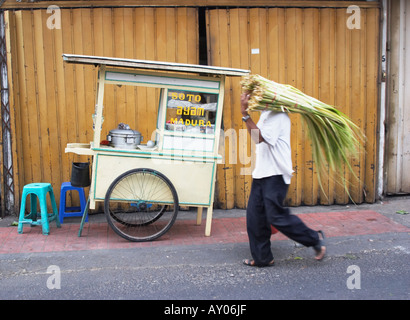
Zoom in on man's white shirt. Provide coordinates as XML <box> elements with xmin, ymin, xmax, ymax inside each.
<box><xmin>252</xmin><ymin>110</ymin><xmax>294</xmax><ymax>184</ymax></box>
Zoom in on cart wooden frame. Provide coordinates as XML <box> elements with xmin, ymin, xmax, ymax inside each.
<box><xmin>63</xmin><ymin>54</ymin><xmax>249</xmax><ymax>240</ymax></box>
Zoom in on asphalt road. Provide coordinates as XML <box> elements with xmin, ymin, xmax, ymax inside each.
<box><xmin>1</xmin><ymin>231</ymin><xmax>409</xmax><ymax>304</ymax></box>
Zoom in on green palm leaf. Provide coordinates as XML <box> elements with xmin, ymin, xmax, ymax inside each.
<box><xmin>241</xmin><ymin>74</ymin><xmax>365</xmax><ymax>199</ymax></box>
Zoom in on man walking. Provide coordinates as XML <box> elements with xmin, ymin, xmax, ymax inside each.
<box><xmin>240</xmin><ymin>92</ymin><xmax>326</xmax><ymax>267</ymax></box>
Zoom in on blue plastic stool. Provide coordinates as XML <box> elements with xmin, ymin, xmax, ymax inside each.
<box><xmin>18</xmin><ymin>183</ymin><xmax>61</xmax><ymax>235</ymax></box>
<box><xmin>59</xmin><ymin>182</ymin><xmax>88</xmax><ymax>224</ymax></box>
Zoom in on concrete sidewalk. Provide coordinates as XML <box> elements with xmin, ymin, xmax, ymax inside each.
<box><xmin>0</xmin><ymin>196</ymin><xmax>409</xmax><ymax>255</ymax></box>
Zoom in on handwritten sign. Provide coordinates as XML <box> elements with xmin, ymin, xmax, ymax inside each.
<box><xmin>169</xmin><ymin>91</ymin><xmax>212</xmax><ymax>127</ymax></box>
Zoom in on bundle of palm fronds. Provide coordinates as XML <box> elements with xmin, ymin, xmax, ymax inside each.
<box><xmin>241</xmin><ymin>74</ymin><xmax>365</xmax><ymax>192</ymax></box>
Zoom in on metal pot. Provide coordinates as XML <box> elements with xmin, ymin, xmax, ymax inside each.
<box><xmin>107</xmin><ymin>128</ymin><xmax>143</xmax><ymax>149</ymax></box>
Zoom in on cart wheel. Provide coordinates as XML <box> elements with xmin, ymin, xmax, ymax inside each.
<box><xmin>104</xmin><ymin>168</ymin><xmax>179</xmax><ymax>242</ymax></box>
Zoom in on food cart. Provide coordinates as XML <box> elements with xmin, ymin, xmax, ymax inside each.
<box><xmin>63</xmin><ymin>54</ymin><xmax>249</xmax><ymax>242</ymax></box>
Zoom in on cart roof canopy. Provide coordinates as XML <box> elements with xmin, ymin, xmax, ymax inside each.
<box><xmin>63</xmin><ymin>54</ymin><xmax>250</xmax><ymax>77</ymax></box>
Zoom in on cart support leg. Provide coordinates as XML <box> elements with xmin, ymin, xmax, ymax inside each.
<box><xmin>78</xmin><ymin>197</ymin><xmax>90</xmax><ymax>237</ymax></box>
<box><xmin>205</xmin><ymin>206</ymin><xmax>213</xmax><ymax>237</ymax></box>
<box><xmin>196</xmin><ymin>207</ymin><xmax>203</xmax><ymax>225</ymax></box>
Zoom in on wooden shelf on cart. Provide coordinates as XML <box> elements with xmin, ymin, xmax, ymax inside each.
<box><xmin>66</xmin><ymin>142</ymin><xmax>222</xmax><ymax>163</ymax></box>
<box><xmin>65</xmin><ymin>143</ymin><xmax>94</xmax><ymax>155</ymax></box>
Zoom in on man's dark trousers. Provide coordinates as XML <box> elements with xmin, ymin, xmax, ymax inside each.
<box><xmin>246</xmin><ymin>175</ymin><xmax>320</xmax><ymax>266</ymax></box>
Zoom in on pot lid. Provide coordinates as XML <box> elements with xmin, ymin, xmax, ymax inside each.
<box><xmin>108</xmin><ymin>123</ymin><xmax>141</xmax><ymax>136</ymax></box>
<box><xmin>108</xmin><ymin>128</ymin><xmax>141</xmax><ymax>136</ymax></box>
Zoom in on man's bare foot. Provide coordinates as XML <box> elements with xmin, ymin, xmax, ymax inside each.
<box><xmin>314</xmin><ymin>230</ymin><xmax>326</xmax><ymax>261</ymax></box>
<box><xmin>314</xmin><ymin>246</ymin><xmax>326</xmax><ymax>261</ymax></box>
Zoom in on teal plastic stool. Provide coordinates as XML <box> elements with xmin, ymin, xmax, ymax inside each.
<box><xmin>18</xmin><ymin>183</ymin><xmax>61</xmax><ymax>235</ymax></box>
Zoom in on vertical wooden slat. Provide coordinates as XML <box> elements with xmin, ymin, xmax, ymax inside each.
<box><xmin>134</xmin><ymin>8</ymin><xmax>149</xmax><ymax>142</ymax></box>
<box><xmin>349</xmin><ymin>8</ymin><xmax>364</xmax><ymax>203</ymax></box>
<box><xmin>92</xmin><ymin>8</ymin><xmax>104</xmax><ymax>55</ymax></box>
<box><xmin>211</xmin><ymin>9</ymin><xmax>229</xmax><ymax>209</ymax></box>
<box><xmin>334</xmin><ymin>8</ymin><xmax>349</xmax><ymax>204</ymax></box>
<box><xmin>53</xmin><ymin>9</ymin><xmax>69</xmax><ymax>186</ymax></box>
<box><xmin>60</xmin><ymin>9</ymin><xmax>82</xmax><ymax>206</ymax></box>
<box><xmin>155</xmin><ymin>8</ymin><xmax>167</xmax><ymax>62</ymax></box>
<box><xmin>81</xmin><ymin>9</ymin><xmax>96</xmax><ymax>146</ymax></box>
<box><xmin>145</xmin><ymin>8</ymin><xmax>158</xmax><ymax>142</ymax></box>
<box><xmin>186</xmin><ymin>7</ymin><xmax>198</xmax><ymax>65</ymax></box>
<box><xmin>154</xmin><ymin>7</ymin><xmax>168</xmax><ymax>126</ymax></box>
<box><xmin>21</xmin><ymin>11</ymin><xmax>39</xmax><ymax>183</ymax></box>
<box><xmin>302</xmin><ymin>8</ymin><xmax>320</xmax><ymax>205</ymax></box>
<box><xmin>33</xmin><ymin>11</ymin><xmax>49</xmax><ymax>184</ymax></box>
<box><xmin>318</xmin><ymin>8</ymin><xmax>336</xmax><ymax>204</ymax></box>
<box><xmin>144</xmin><ymin>8</ymin><xmax>157</xmax><ymax>141</ymax></box>
<box><xmin>245</xmin><ymin>8</ymin><xmax>265</xmax><ymax>203</ymax></box>
<box><xmin>166</xmin><ymin>8</ymin><xmax>176</xmax><ymax>62</ymax></box>
<box><xmin>357</xmin><ymin>9</ymin><xmax>367</xmax><ymax>203</ymax></box>
<box><xmin>285</xmin><ymin>8</ymin><xmax>304</xmax><ymax>206</ymax></box>
<box><xmin>123</xmin><ymin>8</ymin><xmax>137</xmax><ymax>130</ymax></box>
<box><xmin>226</xmin><ymin>9</ymin><xmax>242</xmax><ymax>210</ymax></box>
<box><xmin>113</xmin><ymin>8</ymin><xmax>126</xmax><ymax>126</ymax></box>
<box><xmin>176</xmin><ymin>8</ymin><xmax>188</xmax><ymax>64</ymax></box>
<box><xmin>40</xmin><ymin>10</ymin><xmax>61</xmax><ymax>189</ymax></box>
<box><xmin>236</xmin><ymin>8</ymin><xmax>250</xmax><ymax>209</ymax></box>
<box><xmin>364</xmin><ymin>8</ymin><xmax>379</xmax><ymax>202</ymax></box>
<box><xmin>73</xmin><ymin>10</ymin><xmax>88</xmax><ymax>148</ymax></box>
<box><xmin>228</xmin><ymin>9</ymin><xmax>241</xmax><ymax>210</ymax></box>
<box><xmin>101</xmin><ymin>8</ymin><xmax>115</xmax><ymax>137</ymax></box>
<box><xmin>267</xmin><ymin>9</ymin><xmax>279</xmax><ymax>81</ymax></box>
<box><xmin>61</xmin><ymin>9</ymin><xmax>76</xmax><ymax>167</ymax></box>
